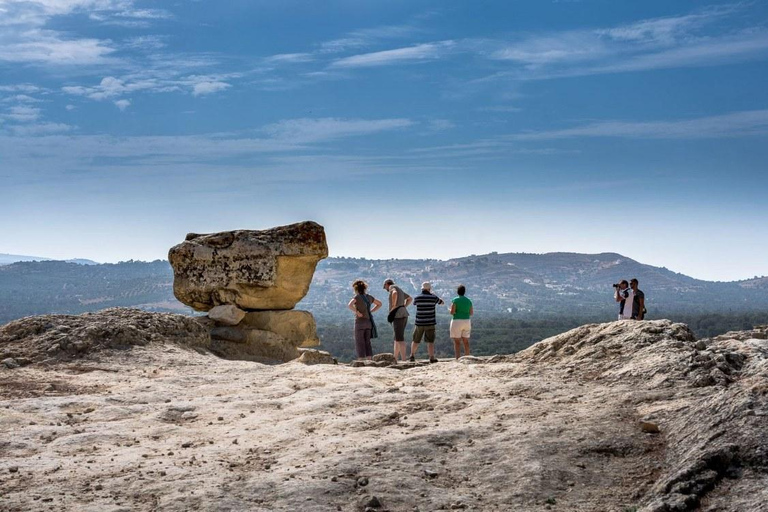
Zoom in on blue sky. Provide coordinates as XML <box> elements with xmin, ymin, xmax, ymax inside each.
<box><xmin>1</xmin><ymin>0</ymin><xmax>767</xmax><ymax>281</ymax></box>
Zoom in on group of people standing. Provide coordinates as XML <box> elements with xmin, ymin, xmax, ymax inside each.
<box><xmin>347</xmin><ymin>279</ymin><xmax>473</xmax><ymax>362</ymax></box>
<box><xmin>347</xmin><ymin>277</ymin><xmax>645</xmax><ymax>362</ymax></box>
<box><xmin>614</xmin><ymin>278</ymin><xmax>646</xmax><ymax>320</ymax></box>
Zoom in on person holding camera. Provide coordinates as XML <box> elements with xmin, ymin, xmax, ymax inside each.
<box><xmin>613</xmin><ymin>280</ymin><xmax>633</xmax><ymax>320</ymax></box>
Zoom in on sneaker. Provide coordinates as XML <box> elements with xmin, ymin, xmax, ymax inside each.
<box><xmin>409</xmin><ymin>355</ymin><xmax>415</xmax><ymax>362</ymax></box>
<box><xmin>429</xmin><ymin>358</ymin><xmax>438</xmax><ymax>364</ymax></box>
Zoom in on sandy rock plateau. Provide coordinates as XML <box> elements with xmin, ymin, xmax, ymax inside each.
<box><xmin>1</xmin><ymin>312</ymin><xmax>766</xmax><ymax>512</ymax></box>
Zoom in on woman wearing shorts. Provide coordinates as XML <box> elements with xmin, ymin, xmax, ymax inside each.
<box><xmin>347</xmin><ymin>280</ymin><xmax>382</xmax><ymax>361</ymax></box>
<box><xmin>450</xmin><ymin>284</ymin><xmax>473</xmax><ymax>360</ymax></box>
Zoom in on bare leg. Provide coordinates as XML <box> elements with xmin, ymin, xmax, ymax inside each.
<box><xmin>462</xmin><ymin>337</ymin><xmax>470</xmax><ymax>357</ymax></box>
<box><xmin>453</xmin><ymin>338</ymin><xmax>461</xmax><ymax>359</ymax></box>
<box><xmin>427</xmin><ymin>343</ymin><xmax>435</xmax><ymax>360</ymax></box>
<box><xmin>410</xmin><ymin>342</ymin><xmax>419</xmax><ymax>359</ymax></box>
<box><xmin>396</xmin><ymin>341</ymin><xmax>407</xmax><ymax>361</ymax></box>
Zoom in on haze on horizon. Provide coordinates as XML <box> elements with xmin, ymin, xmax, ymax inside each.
<box><xmin>1</xmin><ymin>0</ymin><xmax>767</xmax><ymax>282</ymax></box>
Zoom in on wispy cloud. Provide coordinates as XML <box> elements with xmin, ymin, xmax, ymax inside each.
<box><xmin>8</xmin><ymin>122</ymin><xmax>74</xmax><ymax>136</ymax></box>
<box><xmin>508</xmin><ymin>110</ymin><xmax>768</xmax><ymax>140</ymax></box>
<box><xmin>0</xmin><ymin>94</ymin><xmax>41</xmax><ymax>103</ymax></box>
<box><xmin>114</xmin><ymin>99</ymin><xmax>130</xmax><ymax>111</ymax></box>
<box><xmin>264</xmin><ymin>117</ymin><xmax>414</xmax><ymax>143</ymax></box>
<box><xmin>319</xmin><ymin>23</ymin><xmax>427</xmax><ymax>54</ymax></box>
<box><xmin>0</xmin><ymin>28</ymin><xmax>117</xmax><ymax>65</ymax></box>
<box><xmin>3</xmin><ymin>105</ymin><xmax>41</xmax><ymax>122</ymax></box>
<box><xmin>89</xmin><ymin>7</ymin><xmax>172</xmax><ymax>27</ymax></box>
<box><xmin>191</xmin><ymin>80</ymin><xmax>230</xmax><ymax>96</ymax></box>
<box><xmin>0</xmin><ymin>84</ymin><xmax>44</xmax><ymax>93</ymax></box>
<box><xmin>485</xmin><ymin>5</ymin><xmax>768</xmax><ymax>80</ymax></box>
<box><xmin>62</xmin><ymin>73</ymin><xmax>236</xmax><ymax>100</ymax></box>
<box><xmin>0</xmin><ymin>0</ymin><xmax>132</xmax><ymax>65</ymax></box>
<box><xmin>330</xmin><ymin>41</ymin><xmax>455</xmax><ymax>68</ymax></box>
<box><xmin>264</xmin><ymin>53</ymin><xmax>314</xmax><ymax>64</ymax></box>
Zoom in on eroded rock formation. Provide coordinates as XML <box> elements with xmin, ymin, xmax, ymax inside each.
<box><xmin>168</xmin><ymin>221</ymin><xmax>328</xmax><ymax>363</ymax></box>
<box><xmin>168</xmin><ymin>221</ymin><xmax>328</xmax><ymax>311</ymax></box>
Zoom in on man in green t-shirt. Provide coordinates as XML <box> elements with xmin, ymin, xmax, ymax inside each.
<box><xmin>450</xmin><ymin>284</ymin><xmax>473</xmax><ymax>359</ymax></box>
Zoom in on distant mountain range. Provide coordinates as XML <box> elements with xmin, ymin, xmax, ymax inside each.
<box><xmin>0</xmin><ymin>252</ymin><xmax>766</xmax><ymax>326</ymax></box>
<box><xmin>302</xmin><ymin>252</ymin><xmax>768</xmax><ymax>318</ymax></box>
<box><xmin>0</xmin><ymin>253</ymin><xmax>99</xmax><ymax>266</ymax></box>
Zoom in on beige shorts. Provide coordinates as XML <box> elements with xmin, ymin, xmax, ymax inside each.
<box><xmin>450</xmin><ymin>319</ymin><xmax>471</xmax><ymax>339</ymax></box>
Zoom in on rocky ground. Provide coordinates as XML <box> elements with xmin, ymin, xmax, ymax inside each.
<box><xmin>1</xmin><ymin>311</ymin><xmax>767</xmax><ymax>512</ymax></box>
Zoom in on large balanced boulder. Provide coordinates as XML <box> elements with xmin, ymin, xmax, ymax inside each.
<box><xmin>168</xmin><ymin>221</ymin><xmax>328</xmax><ymax>311</ymax></box>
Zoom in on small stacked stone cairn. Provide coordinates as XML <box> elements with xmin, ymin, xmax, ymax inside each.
<box><xmin>168</xmin><ymin>221</ymin><xmax>329</xmax><ymax>363</ymax></box>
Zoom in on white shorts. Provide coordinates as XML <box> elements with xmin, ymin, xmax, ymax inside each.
<box><xmin>450</xmin><ymin>319</ymin><xmax>471</xmax><ymax>339</ymax></box>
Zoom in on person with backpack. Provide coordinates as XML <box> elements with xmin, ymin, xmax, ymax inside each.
<box><xmin>383</xmin><ymin>278</ymin><xmax>412</xmax><ymax>363</ymax></box>
<box><xmin>630</xmin><ymin>278</ymin><xmax>645</xmax><ymax>320</ymax></box>
<box><xmin>409</xmin><ymin>281</ymin><xmax>444</xmax><ymax>363</ymax></box>
<box><xmin>348</xmin><ymin>280</ymin><xmax>382</xmax><ymax>361</ymax></box>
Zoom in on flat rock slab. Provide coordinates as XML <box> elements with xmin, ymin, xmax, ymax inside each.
<box><xmin>242</xmin><ymin>310</ymin><xmax>319</xmax><ymax>348</ymax></box>
<box><xmin>211</xmin><ymin>328</ymin><xmax>300</xmax><ymax>363</ymax></box>
<box><xmin>168</xmin><ymin>221</ymin><xmax>328</xmax><ymax>311</ymax></box>
<box><xmin>207</xmin><ymin>305</ymin><xmax>246</xmax><ymax>326</ymax></box>
<box><xmin>296</xmin><ymin>349</ymin><xmax>336</xmax><ymax>365</ymax></box>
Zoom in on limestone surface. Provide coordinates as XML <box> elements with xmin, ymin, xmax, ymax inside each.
<box><xmin>168</xmin><ymin>221</ymin><xmax>328</xmax><ymax>311</ymax></box>
<box><xmin>1</xmin><ymin>315</ymin><xmax>766</xmax><ymax>512</ymax></box>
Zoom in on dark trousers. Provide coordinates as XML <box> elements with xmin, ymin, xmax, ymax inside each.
<box><xmin>354</xmin><ymin>319</ymin><xmax>373</xmax><ymax>358</ymax></box>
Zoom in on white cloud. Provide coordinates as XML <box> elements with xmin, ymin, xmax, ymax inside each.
<box><xmin>65</xmin><ymin>104</ymin><xmax>76</xmax><ymax>111</ymax></box>
<box><xmin>123</xmin><ymin>35</ymin><xmax>167</xmax><ymax>51</ymax></box>
<box><xmin>0</xmin><ymin>28</ymin><xmax>116</xmax><ymax>65</ymax></box>
<box><xmin>480</xmin><ymin>5</ymin><xmax>768</xmax><ymax>83</ymax></box>
<box><xmin>191</xmin><ymin>80</ymin><xmax>230</xmax><ymax>96</ymax></box>
<box><xmin>0</xmin><ymin>94</ymin><xmax>40</xmax><ymax>103</ymax></box>
<box><xmin>330</xmin><ymin>41</ymin><xmax>455</xmax><ymax>68</ymax></box>
<box><xmin>62</xmin><ymin>73</ymin><xmax>235</xmax><ymax>101</ymax></box>
<box><xmin>114</xmin><ymin>99</ymin><xmax>130</xmax><ymax>111</ymax></box>
<box><xmin>493</xmin><ymin>32</ymin><xmax>609</xmax><ymax>66</ymax></box>
<box><xmin>264</xmin><ymin>53</ymin><xmax>314</xmax><ymax>64</ymax></box>
<box><xmin>0</xmin><ymin>84</ymin><xmax>43</xmax><ymax>93</ymax></box>
<box><xmin>9</xmin><ymin>121</ymin><xmax>73</xmax><ymax>135</ymax></box>
<box><xmin>264</xmin><ymin>117</ymin><xmax>414</xmax><ymax>143</ymax></box>
<box><xmin>89</xmin><ymin>7</ymin><xmax>172</xmax><ymax>27</ymax></box>
<box><xmin>508</xmin><ymin>110</ymin><xmax>768</xmax><ymax>140</ymax></box>
<box><xmin>0</xmin><ymin>0</ymin><xmax>169</xmax><ymax>66</ymax></box>
<box><xmin>319</xmin><ymin>23</ymin><xmax>426</xmax><ymax>54</ymax></box>
<box><xmin>4</xmin><ymin>105</ymin><xmax>41</xmax><ymax>122</ymax></box>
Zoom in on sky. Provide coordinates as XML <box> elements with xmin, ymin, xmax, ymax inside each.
<box><xmin>1</xmin><ymin>0</ymin><xmax>767</xmax><ymax>281</ymax></box>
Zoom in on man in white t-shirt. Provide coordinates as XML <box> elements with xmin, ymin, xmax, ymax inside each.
<box><xmin>614</xmin><ymin>280</ymin><xmax>634</xmax><ymax>320</ymax></box>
